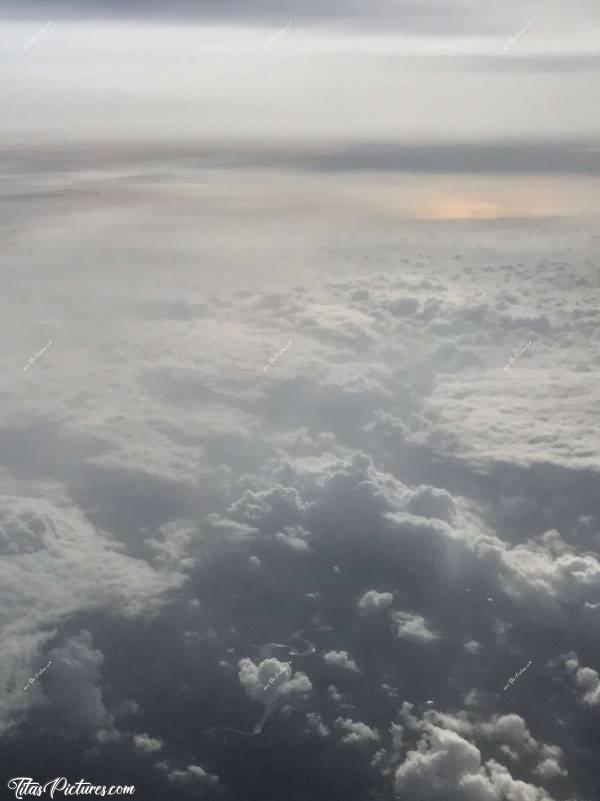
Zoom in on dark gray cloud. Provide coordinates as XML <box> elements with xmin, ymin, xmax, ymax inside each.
<box><xmin>275</xmin><ymin>141</ymin><xmax>600</xmax><ymax>175</ymax></box>
<box><xmin>5</xmin><ymin>140</ymin><xmax>600</xmax><ymax>178</ymax></box>
<box><xmin>0</xmin><ymin>0</ymin><xmax>535</xmax><ymax>31</ymax></box>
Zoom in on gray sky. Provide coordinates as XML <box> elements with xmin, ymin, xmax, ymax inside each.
<box><xmin>2</xmin><ymin>1</ymin><xmax>599</xmax><ymax>149</ymax></box>
<box><xmin>3</xmin><ymin>4</ymin><xmax>599</xmax><ymax>217</ymax></box>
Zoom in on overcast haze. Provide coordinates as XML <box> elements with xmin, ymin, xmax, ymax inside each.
<box><xmin>2</xmin><ymin>1</ymin><xmax>600</xmax><ymax>801</ymax></box>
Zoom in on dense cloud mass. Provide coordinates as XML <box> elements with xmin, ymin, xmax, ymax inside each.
<box><xmin>1</xmin><ymin>1</ymin><xmax>600</xmax><ymax>800</ymax></box>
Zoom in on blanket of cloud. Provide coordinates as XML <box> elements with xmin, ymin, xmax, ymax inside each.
<box><xmin>2</xmin><ymin>144</ymin><xmax>600</xmax><ymax>800</ymax></box>
<box><xmin>2</xmin><ymin>2</ymin><xmax>600</xmax><ymax>800</ymax></box>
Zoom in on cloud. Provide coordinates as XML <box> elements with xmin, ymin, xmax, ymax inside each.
<box><xmin>225</xmin><ymin>485</ymin><xmax>306</xmax><ymax>533</ymax></box>
<box><xmin>574</xmin><ymin>668</ymin><xmax>600</xmax><ymax>706</ymax></box>
<box><xmin>257</xmin><ymin>141</ymin><xmax>600</xmax><ymax>176</ymax></box>
<box><xmin>357</xmin><ymin>590</ymin><xmax>393</xmax><ymax>613</ymax></box>
<box><xmin>561</xmin><ymin>652</ymin><xmax>600</xmax><ymax>706</ymax></box>
<box><xmin>336</xmin><ymin>717</ymin><xmax>380</xmax><ymax>745</ymax></box>
<box><xmin>43</xmin><ymin>631</ymin><xmax>112</xmax><ymax>732</ymax></box>
<box><xmin>477</xmin><ymin>714</ymin><xmax>540</xmax><ymax>755</ymax></box>
<box><xmin>534</xmin><ymin>758</ymin><xmax>567</xmax><ymax>782</ymax></box>
<box><xmin>275</xmin><ymin>525</ymin><xmax>311</xmax><ymax>552</ymax></box>
<box><xmin>3</xmin><ymin>13</ymin><xmax>600</xmax><ymax>150</ymax></box>
<box><xmin>391</xmin><ymin>707</ymin><xmax>564</xmax><ymax>801</ymax></box>
<box><xmin>132</xmin><ymin>732</ymin><xmax>164</xmax><ymax>753</ymax></box>
<box><xmin>200</xmin><ymin>433</ymin><xmax>600</xmax><ymax>653</ymax></box>
<box><xmin>166</xmin><ymin>764</ymin><xmax>219</xmax><ymax>785</ymax></box>
<box><xmin>429</xmin><ymin>370</ymin><xmax>600</xmax><ymax>471</ymax></box>
<box><xmin>405</xmin><ymin>485</ymin><xmax>456</xmax><ymax>523</ymax></box>
<box><xmin>0</xmin><ymin>495</ymin><xmax>184</xmax><ymax>735</ymax></box>
<box><xmin>137</xmin><ymin>299</ymin><xmax>209</xmax><ymax>320</ymax></box>
<box><xmin>478</xmin><ymin>532</ymin><xmax>600</xmax><ymax>628</ymax></box>
<box><xmin>323</xmin><ymin>650</ymin><xmax>361</xmax><ymax>673</ymax></box>
<box><xmin>2</xmin><ymin>103</ymin><xmax>599</xmax><ymax>801</ymax></box>
<box><xmin>238</xmin><ymin>657</ymin><xmax>312</xmax><ymax>702</ymax></box>
<box><xmin>390</xmin><ymin>611</ymin><xmax>439</xmax><ymax>643</ymax></box>
<box><xmin>327</xmin><ymin>684</ymin><xmax>344</xmax><ymax>704</ymax></box>
<box><xmin>305</xmin><ymin>712</ymin><xmax>330</xmax><ymax>737</ymax></box>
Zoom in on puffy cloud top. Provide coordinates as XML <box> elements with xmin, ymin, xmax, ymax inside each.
<box><xmin>238</xmin><ymin>657</ymin><xmax>312</xmax><ymax>702</ymax></box>
<box><xmin>323</xmin><ymin>650</ymin><xmax>361</xmax><ymax>673</ymax></box>
<box><xmin>561</xmin><ymin>652</ymin><xmax>600</xmax><ymax>706</ymax></box>
<box><xmin>358</xmin><ymin>590</ymin><xmax>393</xmax><ymax>612</ymax></box>
<box><xmin>132</xmin><ymin>732</ymin><xmax>163</xmax><ymax>753</ymax></box>
<box><xmin>44</xmin><ymin>630</ymin><xmax>112</xmax><ymax>732</ymax></box>
<box><xmin>336</xmin><ymin>717</ymin><xmax>380</xmax><ymax>745</ymax></box>
<box><xmin>393</xmin><ymin>708</ymin><xmax>562</xmax><ymax>801</ymax></box>
<box><xmin>391</xmin><ymin>611</ymin><xmax>439</xmax><ymax>643</ymax></box>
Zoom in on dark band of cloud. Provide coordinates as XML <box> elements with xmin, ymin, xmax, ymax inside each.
<box><xmin>3</xmin><ymin>140</ymin><xmax>600</xmax><ymax>176</ymax></box>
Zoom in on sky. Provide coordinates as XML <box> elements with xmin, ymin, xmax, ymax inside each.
<box><xmin>2</xmin><ymin>1</ymin><xmax>600</xmax><ymax>801</ymax></box>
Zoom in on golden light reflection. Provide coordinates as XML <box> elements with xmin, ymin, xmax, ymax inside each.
<box><xmin>354</xmin><ymin>174</ymin><xmax>600</xmax><ymax>221</ymax></box>
<box><xmin>423</xmin><ymin>196</ymin><xmax>504</xmax><ymax>220</ymax></box>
